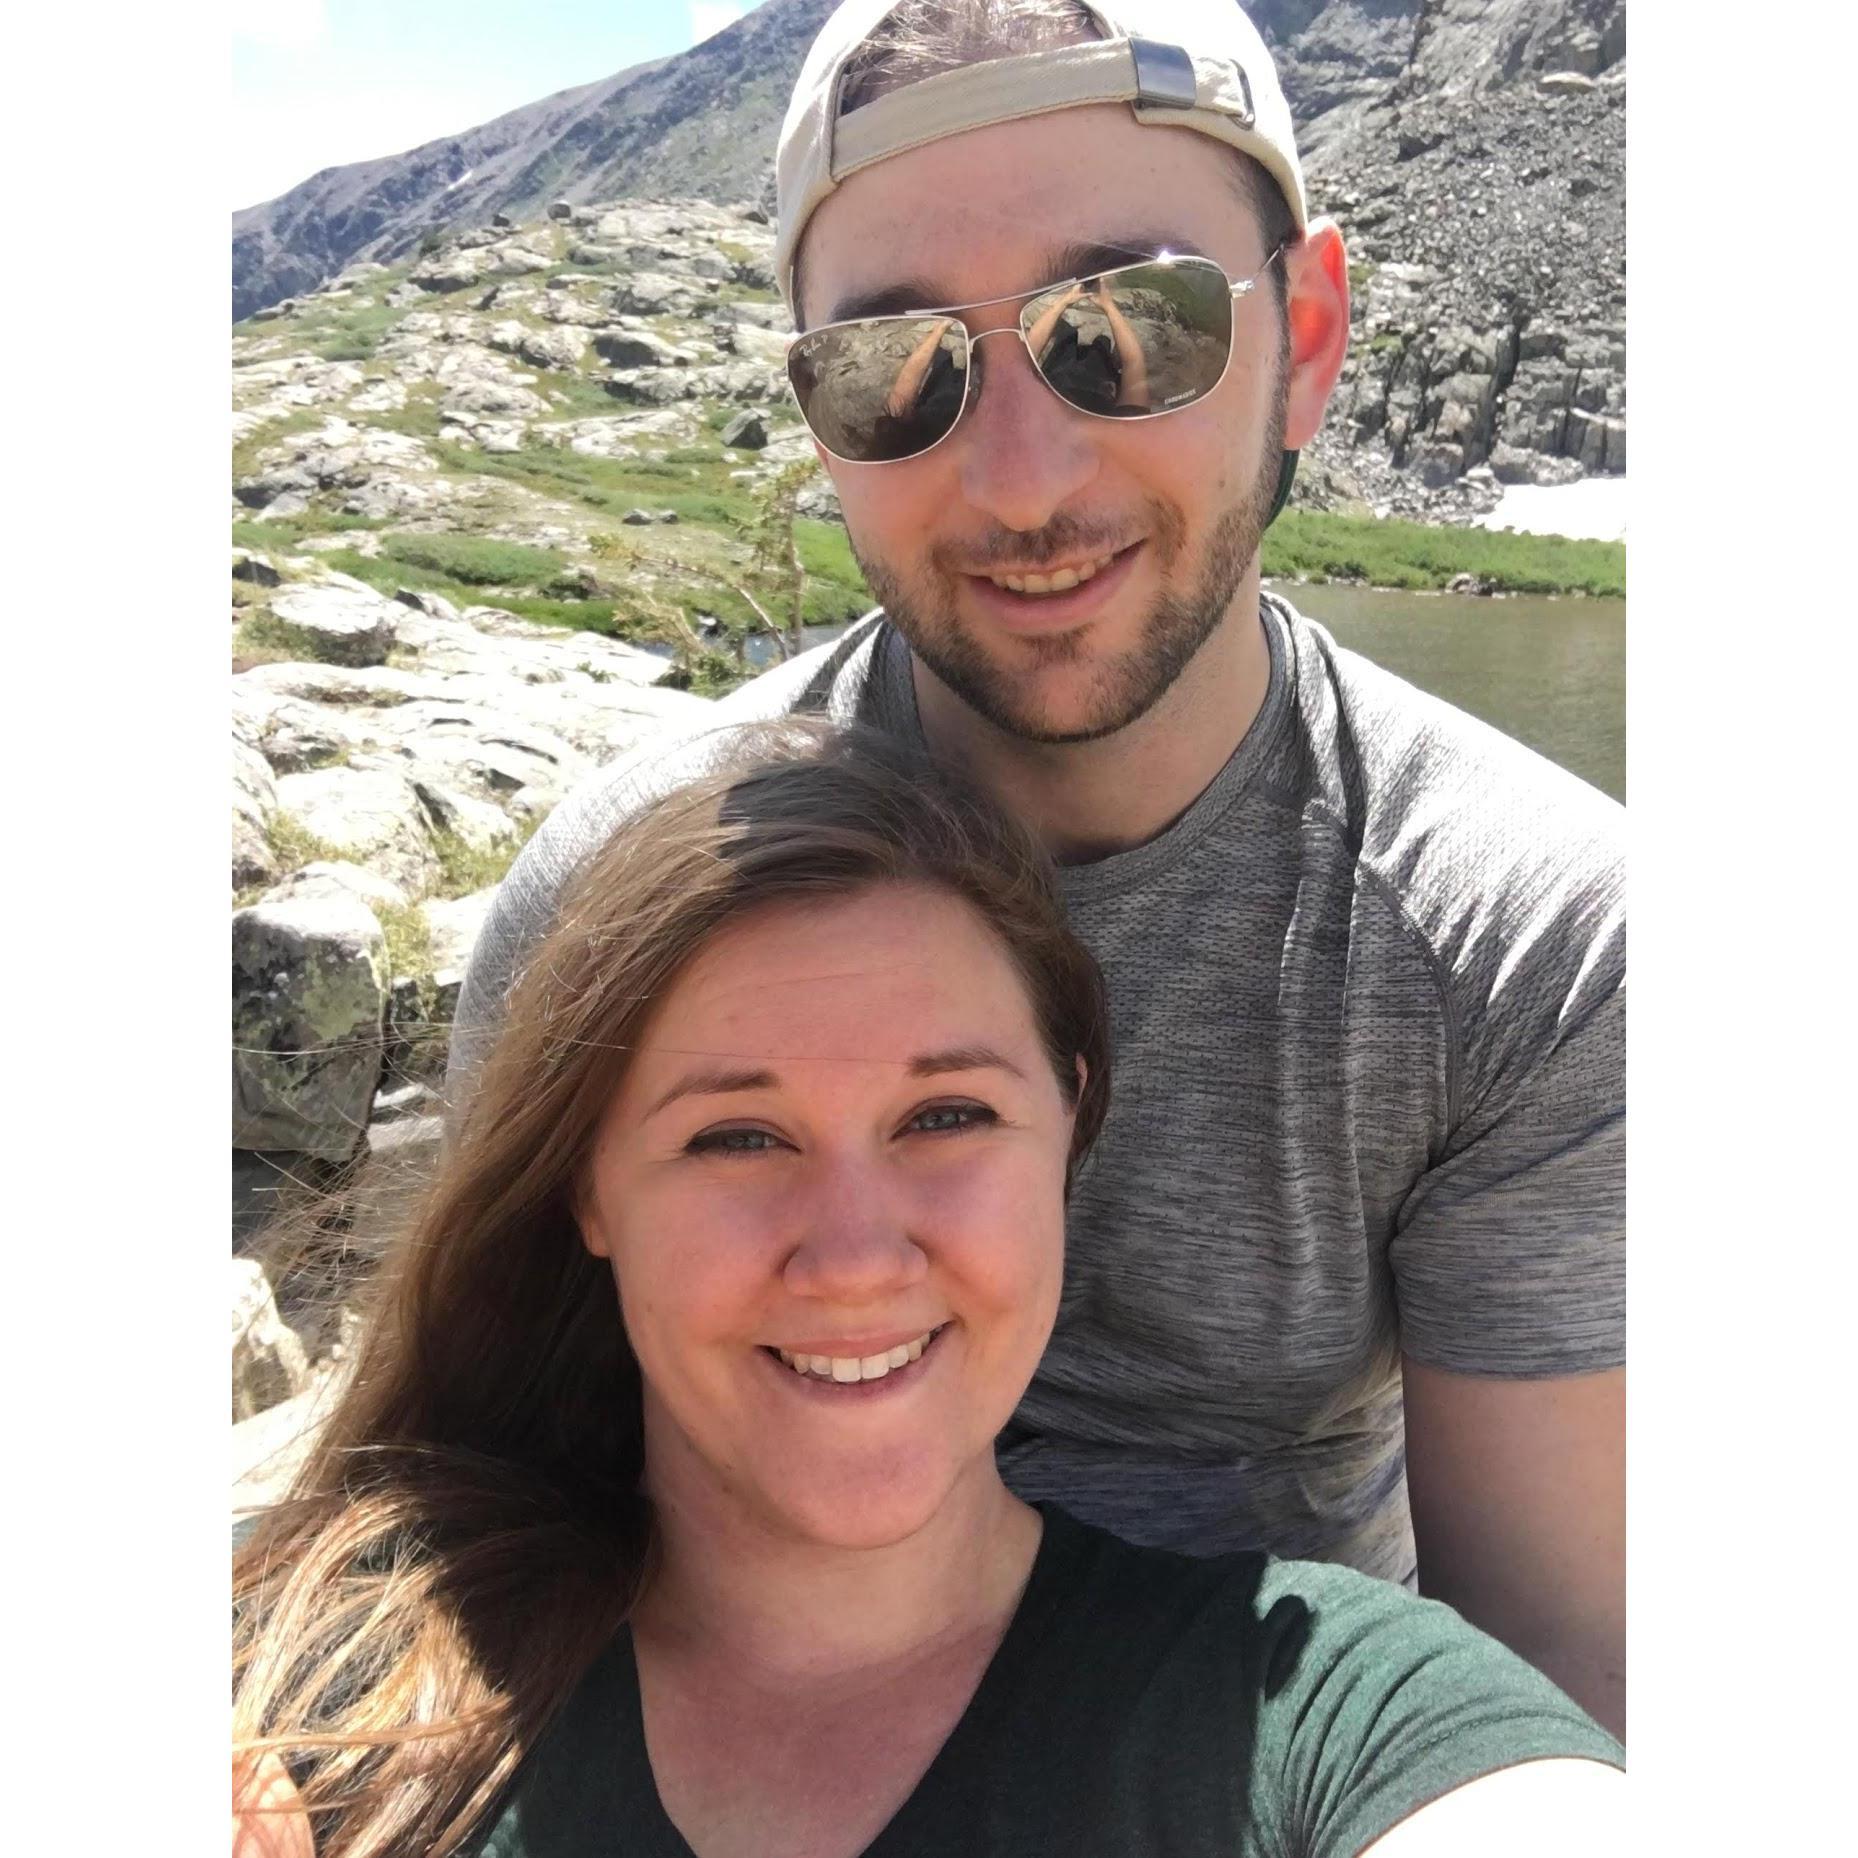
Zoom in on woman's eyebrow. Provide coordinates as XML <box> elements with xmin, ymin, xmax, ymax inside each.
<box><xmin>646</xmin><ymin>1046</ymin><xmax>1024</xmax><ymax>1115</ymax></box>
<box><xmin>908</xmin><ymin>1045</ymin><xmax>1026</xmax><ymax>1080</ymax></box>
<box><xmin>647</xmin><ymin>1065</ymin><xmax>777</xmax><ymax>1117</ymax></box>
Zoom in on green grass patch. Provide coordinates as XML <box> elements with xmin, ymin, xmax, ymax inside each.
<box><xmin>378</xmin><ymin>530</ymin><xmax>569</xmax><ymax>587</ymax></box>
<box><xmin>716</xmin><ymin>282</ymin><xmax>783</xmax><ymax>306</ymax></box>
<box><xmin>315</xmin><ymin>546</ymin><xmax>638</xmax><ymax>638</ymax></box>
<box><xmin>430</xmin><ymin>819</ymin><xmax>539</xmax><ymax>900</ymax></box>
<box><xmin>232</xmin><ymin>513</ymin><xmax>383</xmax><ymax>552</ymax></box>
<box><xmin>231</xmin><ymin>407</ymin><xmax>324</xmax><ymax>481</ymax></box>
<box><xmin>263</xmin><ymin>811</ymin><xmax>345</xmax><ymax>877</ymax></box>
<box><xmin>233</xmin><ymin>606</ymin><xmax>342</xmax><ymax>667</ymax></box>
<box><xmin>435</xmin><ymin>440</ymin><xmax>748</xmax><ymax>527</ymax></box>
<box><xmin>375</xmin><ymin>899</ymin><xmax>439</xmax><ymax>1016</ymax></box>
<box><xmin>1262</xmin><ymin>510</ymin><xmax>1625</xmax><ymax>597</ymax></box>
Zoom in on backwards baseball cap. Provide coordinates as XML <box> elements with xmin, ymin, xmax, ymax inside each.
<box><xmin>774</xmin><ymin>0</ymin><xmax>1308</xmax><ymax>319</ymax></box>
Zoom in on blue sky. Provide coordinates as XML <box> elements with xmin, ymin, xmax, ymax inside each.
<box><xmin>231</xmin><ymin>0</ymin><xmax>759</xmax><ymax>211</ymax></box>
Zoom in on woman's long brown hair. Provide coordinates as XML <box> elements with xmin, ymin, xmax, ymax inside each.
<box><xmin>232</xmin><ymin>719</ymin><xmax>1112</xmax><ymax>1857</ymax></box>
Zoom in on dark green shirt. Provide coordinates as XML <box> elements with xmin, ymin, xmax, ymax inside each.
<box><xmin>470</xmin><ymin>1505</ymin><xmax>1620</xmax><ymax>1857</ymax></box>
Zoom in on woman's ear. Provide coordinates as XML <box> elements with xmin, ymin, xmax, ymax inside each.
<box><xmin>1073</xmin><ymin>1054</ymin><xmax>1089</xmax><ymax>1106</ymax></box>
<box><xmin>570</xmin><ymin>1170</ymin><xmax>612</xmax><ymax>1261</ymax></box>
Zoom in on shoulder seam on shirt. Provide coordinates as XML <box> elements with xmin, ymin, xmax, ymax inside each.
<box><xmin>1302</xmin><ymin>796</ymin><xmax>1465</xmax><ymax>1139</ymax></box>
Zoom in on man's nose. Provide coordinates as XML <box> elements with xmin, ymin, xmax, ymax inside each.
<box><xmin>781</xmin><ymin>1158</ymin><xmax>929</xmax><ymax>1304</ymax></box>
<box><xmin>955</xmin><ymin>327</ymin><xmax>1099</xmax><ymax>534</ymax></box>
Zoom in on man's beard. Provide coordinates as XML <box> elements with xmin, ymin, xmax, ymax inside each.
<box><xmin>853</xmin><ymin>390</ymin><xmax>1288</xmax><ymax>747</ymax></box>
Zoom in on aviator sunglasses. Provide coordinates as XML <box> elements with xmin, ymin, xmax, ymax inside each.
<box><xmin>786</xmin><ymin>248</ymin><xmax>1284</xmax><ymax>466</ymax></box>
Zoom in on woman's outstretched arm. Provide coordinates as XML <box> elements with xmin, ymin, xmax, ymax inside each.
<box><xmin>233</xmin><ymin>1751</ymin><xmax>315</xmax><ymax>1858</ymax></box>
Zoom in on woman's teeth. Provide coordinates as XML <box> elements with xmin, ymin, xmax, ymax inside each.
<box><xmin>987</xmin><ymin>550</ymin><xmax>1117</xmax><ymax>595</ymax></box>
<box><xmin>775</xmin><ymin>1327</ymin><xmax>941</xmax><ymax>1383</ymax></box>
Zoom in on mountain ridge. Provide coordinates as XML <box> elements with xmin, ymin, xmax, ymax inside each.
<box><xmin>234</xmin><ymin>0</ymin><xmax>1624</xmax><ymax>498</ymax></box>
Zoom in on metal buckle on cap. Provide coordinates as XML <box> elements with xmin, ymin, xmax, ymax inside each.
<box><xmin>1128</xmin><ymin>37</ymin><xmax>1198</xmax><ymax>110</ymax></box>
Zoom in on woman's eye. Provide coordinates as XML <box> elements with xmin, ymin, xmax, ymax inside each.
<box><xmin>906</xmin><ymin>1103</ymin><xmax>998</xmax><ymax>1137</ymax></box>
<box><xmin>687</xmin><ymin>1127</ymin><xmax>784</xmax><ymax>1157</ymax></box>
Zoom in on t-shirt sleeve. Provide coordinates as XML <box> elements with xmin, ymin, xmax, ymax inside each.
<box><xmin>1386</xmin><ymin>824</ymin><xmax>1625</xmax><ymax>1378</ymax></box>
<box><xmin>1244</xmin><ymin>1559</ymin><xmax>1623</xmax><ymax>1858</ymax></box>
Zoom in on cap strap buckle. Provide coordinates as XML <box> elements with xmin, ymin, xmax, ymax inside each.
<box><xmin>1127</xmin><ymin>37</ymin><xmax>1198</xmax><ymax>110</ymax></box>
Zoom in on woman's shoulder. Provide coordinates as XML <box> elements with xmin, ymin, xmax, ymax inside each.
<box><xmin>1026</xmin><ymin>1507</ymin><xmax>1621</xmax><ymax>1855</ymax></box>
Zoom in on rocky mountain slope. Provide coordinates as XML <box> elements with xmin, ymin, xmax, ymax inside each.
<box><xmin>234</xmin><ymin>0</ymin><xmax>1623</xmax><ymax>502</ymax></box>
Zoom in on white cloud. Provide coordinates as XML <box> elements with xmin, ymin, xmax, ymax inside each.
<box><xmin>233</xmin><ymin>1</ymin><xmax>329</xmax><ymax>53</ymax></box>
<box><xmin>690</xmin><ymin>3</ymin><xmax>752</xmax><ymax>46</ymax></box>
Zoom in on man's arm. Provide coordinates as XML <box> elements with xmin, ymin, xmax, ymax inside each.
<box><xmin>1402</xmin><ymin>1359</ymin><xmax>1625</xmax><ymax>1738</ymax></box>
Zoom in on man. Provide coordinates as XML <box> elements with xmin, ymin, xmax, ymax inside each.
<box><xmin>451</xmin><ymin>0</ymin><xmax>1625</xmax><ymax>1736</ymax></box>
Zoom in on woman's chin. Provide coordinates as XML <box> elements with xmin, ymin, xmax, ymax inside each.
<box><xmin>752</xmin><ymin>1452</ymin><xmax>973</xmax><ymax>1553</ymax></box>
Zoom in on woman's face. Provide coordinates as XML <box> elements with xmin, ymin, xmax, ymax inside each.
<box><xmin>576</xmin><ymin>880</ymin><xmax>1077</xmax><ymax>1550</ymax></box>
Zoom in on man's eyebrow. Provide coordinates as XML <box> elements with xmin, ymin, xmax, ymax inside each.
<box><xmin>822</xmin><ymin>233</ymin><xmax>1206</xmax><ymax>325</ymax></box>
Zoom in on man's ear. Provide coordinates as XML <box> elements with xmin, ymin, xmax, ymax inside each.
<box><xmin>1281</xmin><ymin>217</ymin><xmax>1350</xmax><ymax>452</ymax></box>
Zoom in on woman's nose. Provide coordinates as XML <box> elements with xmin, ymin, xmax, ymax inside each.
<box><xmin>781</xmin><ymin>1162</ymin><xmax>929</xmax><ymax>1304</ymax></box>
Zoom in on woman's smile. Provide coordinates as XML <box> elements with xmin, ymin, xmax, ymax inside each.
<box><xmin>763</xmin><ymin>1321</ymin><xmax>955</xmax><ymax>1393</ymax></box>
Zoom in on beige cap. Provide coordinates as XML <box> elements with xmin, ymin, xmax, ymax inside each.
<box><xmin>775</xmin><ymin>0</ymin><xmax>1308</xmax><ymax>319</ymax></box>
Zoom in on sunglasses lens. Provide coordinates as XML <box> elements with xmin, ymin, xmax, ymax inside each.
<box><xmin>1026</xmin><ymin>260</ymin><xmax>1234</xmax><ymax>418</ymax></box>
<box><xmin>787</xmin><ymin>316</ymin><xmax>969</xmax><ymax>463</ymax></box>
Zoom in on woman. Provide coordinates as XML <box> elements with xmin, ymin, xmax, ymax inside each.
<box><xmin>234</xmin><ymin>722</ymin><xmax>1622</xmax><ymax>1858</ymax></box>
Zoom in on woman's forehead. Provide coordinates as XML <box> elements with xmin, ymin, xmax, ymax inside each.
<box><xmin>633</xmin><ymin>886</ymin><xmax>1036</xmax><ymax>1073</ymax></box>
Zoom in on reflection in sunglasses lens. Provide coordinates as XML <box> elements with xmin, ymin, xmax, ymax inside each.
<box><xmin>1027</xmin><ymin>262</ymin><xmax>1233</xmax><ymax>419</ymax></box>
<box><xmin>788</xmin><ymin>261</ymin><xmax>1237</xmax><ymax>462</ymax></box>
<box><xmin>788</xmin><ymin>316</ymin><xmax>968</xmax><ymax>463</ymax></box>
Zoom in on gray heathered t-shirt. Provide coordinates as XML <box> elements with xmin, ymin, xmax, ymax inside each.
<box><xmin>448</xmin><ymin>595</ymin><xmax>1625</xmax><ymax>1587</ymax></box>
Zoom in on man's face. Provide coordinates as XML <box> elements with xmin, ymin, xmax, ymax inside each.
<box><xmin>798</xmin><ymin>105</ymin><xmax>1289</xmax><ymax>745</ymax></box>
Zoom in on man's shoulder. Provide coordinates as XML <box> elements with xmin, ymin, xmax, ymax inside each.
<box><xmin>445</xmin><ymin>614</ymin><xmax>897</xmax><ymax>1092</ymax></box>
<box><xmin>513</xmin><ymin>611</ymin><xmax>894</xmax><ymax>885</ymax></box>
<box><xmin>1264</xmin><ymin>594</ymin><xmax>1623</xmax><ymax>965</ymax></box>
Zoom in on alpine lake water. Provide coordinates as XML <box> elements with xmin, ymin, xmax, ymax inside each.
<box><xmin>745</xmin><ymin>583</ymin><xmax>1626</xmax><ymax>805</ymax></box>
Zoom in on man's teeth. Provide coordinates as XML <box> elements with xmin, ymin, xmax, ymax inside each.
<box><xmin>988</xmin><ymin>550</ymin><xmax>1117</xmax><ymax>595</ymax></box>
<box><xmin>775</xmin><ymin>1328</ymin><xmax>939</xmax><ymax>1382</ymax></box>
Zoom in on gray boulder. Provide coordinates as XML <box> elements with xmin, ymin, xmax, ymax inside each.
<box><xmin>232</xmin><ymin>548</ymin><xmax>282</xmax><ymax>588</ymax></box>
<box><xmin>441</xmin><ymin>379</ymin><xmax>548</xmax><ymax>419</ymax></box>
<box><xmin>267</xmin><ymin>583</ymin><xmax>400</xmax><ymax>668</ymax></box>
<box><xmin>410</xmin><ymin>252</ymin><xmax>484</xmax><ymax>293</ymax></box>
<box><xmin>232</xmin><ymin>892</ymin><xmax>389</xmax><ymax>1158</ymax></box>
<box><xmin>488</xmin><ymin>244</ymin><xmax>553</xmax><ymax>277</ymax></box>
<box><xmin>272</xmin><ymin>766</ymin><xmax>442</xmax><ymax>895</ymax></box>
<box><xmin>262</xmin><ymin>860</ymin><xmax>410</xmax><ymax>916</ymax></box>
<box><xmin>518</xmin><ymin>326</ymin><xmax>587</xmax><ymax>372</ymax></box>
<box><xmin>593</xmin><ymin>327</ymin><xmax>693</xmax><ymax>369</ymax></box>
<box><xmin>721</xmin><ymin>410</ymin><xmax>769</xmax><ymax>450</ymax></box>
<box><xmin>603</xmin><ymin>370</ymin><xmax>697</xmax><ymax>407</ymax></box>
<box><xmin>233</xmin><ymin>737</ymin><xmax>280</xmax><ymax>891</ymax></box>
<box><xmin>232</xmin><ymin>1258</ymin><xmax>312</xmax><ymax>1422</ymax></box>
<box><xmin>612</xmin><ymin>271</ymin><xmax>704</xmax><ymax>317</ymax></box>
